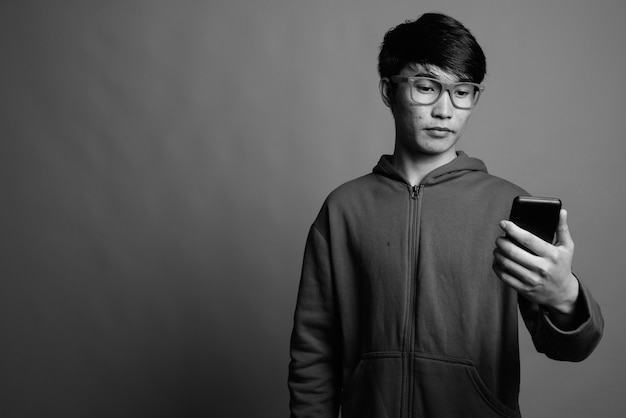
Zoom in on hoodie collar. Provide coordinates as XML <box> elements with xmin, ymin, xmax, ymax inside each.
<box><xmin>373</xmin><ymin>151</ymin><xmax>488</xmax><ymax>186</ymax></box>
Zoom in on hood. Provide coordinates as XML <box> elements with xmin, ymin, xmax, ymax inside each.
<box><xmin>372</xmin><ymin>151</ymin><xmax>488</xmax><ymax>186</ymax></box>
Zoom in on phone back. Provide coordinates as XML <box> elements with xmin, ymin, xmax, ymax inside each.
<box><xmin>509</xmin><ymin>196</ymin><xmax>562</xmax><ymax>243</ymax></box>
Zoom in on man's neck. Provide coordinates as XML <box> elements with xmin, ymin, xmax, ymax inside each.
<box><xmin>391</xmin><ymin>148</ymin><xmax>457</xmax><ymax>186</ymax></box>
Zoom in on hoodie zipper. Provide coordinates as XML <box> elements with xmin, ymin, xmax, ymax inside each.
<box><xmin>402</xmin><ymin>184</ymin><xmax>422</xmax><ymax>418</ymax></box>
<box><xmin>411</xmin><ymin>185</ymin><xmax>421</xmax><ymax>200</ymax></box>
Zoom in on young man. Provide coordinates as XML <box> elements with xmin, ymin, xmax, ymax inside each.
<box><xmin>288</xmin><ymin>13</ymin><xmax>603</xmax><ymax>418</ymax></box>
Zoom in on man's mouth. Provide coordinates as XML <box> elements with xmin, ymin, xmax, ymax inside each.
<box><xmin>426</xmin><ymin>126</ymin><xmax>454</xmax><ymax>132</ymax></box>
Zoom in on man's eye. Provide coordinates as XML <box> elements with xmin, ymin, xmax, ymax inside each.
<box><xmin>454</xmin><ymin>89</ymin><xmax>471</xmax><ymax>98</ymax></box>
<box><xmin>415</xmin><ymin>84</ymin><xmax>436</xmax><ymax>93</ymax></box>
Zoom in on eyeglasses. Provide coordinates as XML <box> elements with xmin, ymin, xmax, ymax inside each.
<box><xmin>389</xmin><ymin>76</ymin><xmax>485</xmax><ymax>109</ymax></box>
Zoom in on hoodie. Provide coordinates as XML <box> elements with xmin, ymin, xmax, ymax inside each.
<box><xmin>289</xmin><ymin>152</ymin><xmax>603</xmax><ymax>418</ymax></box>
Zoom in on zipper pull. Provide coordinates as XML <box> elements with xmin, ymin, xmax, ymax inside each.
<box><xmin>411</xmin><ymin>185</ymin><xmax>421</xmax><ymax>200</ymax></box>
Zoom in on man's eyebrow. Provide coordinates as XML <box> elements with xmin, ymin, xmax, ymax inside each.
<box><xmin>413</xmin><ymin>71</ymin><xmax>438</xmax><ymax>78</ymax></box>
<box><xmin>413</xmin><ymin>71</ymin><xmax>474</xmax><ymax>84</ymax></box>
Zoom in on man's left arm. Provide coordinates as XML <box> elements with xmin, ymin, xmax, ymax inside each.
<box><xmin>493</xmin><ymin>209</ymin><xmax>604</xmax><ymax>360</ymax></box>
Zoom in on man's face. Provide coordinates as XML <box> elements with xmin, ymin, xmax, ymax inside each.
<box><xmin>382</xmin><ymin>63</ymin><xmax>475</xmax><ymax>158</ymax></box>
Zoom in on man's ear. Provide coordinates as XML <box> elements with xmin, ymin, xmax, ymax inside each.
<box><xmin>379</xmin><ymin>77</ymin><xmax>394</xmax><ymax>109</ymax></box>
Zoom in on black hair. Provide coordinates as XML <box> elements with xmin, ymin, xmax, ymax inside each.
<box><xmin>378</xmin><ymin>13</ymin><xmax>486</xmax><ymax>83</ymax></box>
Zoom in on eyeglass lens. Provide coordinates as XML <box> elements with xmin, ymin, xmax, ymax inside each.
<box><xmin>411</xmin><ymin>78</ymin><xmax>479</xmax><ymax>109</ymax></box>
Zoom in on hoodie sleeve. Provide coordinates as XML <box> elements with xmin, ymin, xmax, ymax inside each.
<box><xmin>288</xmin><ymin>224</ymin><xmax>341</xmax><ymax>418</ymax></box>
<box><xmin>519</xmin><ymin>277</ymin><xmax>604</xmax><ymax>362</ymax></box>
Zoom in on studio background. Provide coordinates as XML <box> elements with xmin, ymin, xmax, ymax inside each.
<box><xmin>1</xmin><ymin>0</ymin><xmax>624</xmax><ymax>417</ymax></box>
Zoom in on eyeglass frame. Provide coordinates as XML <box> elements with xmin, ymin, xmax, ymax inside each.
<box><xmin>386</xmin><ymin>76</ymin><xmax>485</xmax><ymax>109</ymax></box>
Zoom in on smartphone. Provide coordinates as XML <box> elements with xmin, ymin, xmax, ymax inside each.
<box><xmin>508</xmin><ymin>196</ymin><xmax>562</xmax><ymax>244</ymax></box>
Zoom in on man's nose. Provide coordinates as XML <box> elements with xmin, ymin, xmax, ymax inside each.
<box><xmin>432</xmin><ymin>90</ymin><xmax>454</xmax><ymax>118</ymax></box>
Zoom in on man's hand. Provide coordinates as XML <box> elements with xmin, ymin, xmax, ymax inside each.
<box><xmin>493</xmin><ymin>209</ymin><xmax>580</xmax><ymax>326</ymax></box>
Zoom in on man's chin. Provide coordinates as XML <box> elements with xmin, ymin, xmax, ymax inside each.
<box><xmin>417</xmin><ymin>138</ymin><xmax>459</xmax><ymax>156</ymax></box>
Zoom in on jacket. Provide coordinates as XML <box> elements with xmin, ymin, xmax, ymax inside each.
<box><xmin>289</xmin><ymin>152</ymin><xmax>603</xmax><ymax>417</ymax></box>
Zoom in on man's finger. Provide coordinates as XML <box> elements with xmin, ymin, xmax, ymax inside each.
<box><xmin>495</xmin><ymin>235</ymin><xmax>541</xmax><ymax>272</ymax></box>
<box><xmin>493</xmin><ymin>247</ymin><xmax>538</xmax><ymax>287</ymax></box>
<box><xmin>500</xmin><ymin>220</ymin><xmax>551</xmax><ymax>255</ymax></box>
<box><xmin>493</xmin><ymin>261</ymin><xmax>532</xmax><ymax>293</ymax></box>
<box><xmin>556</xmin><ymin>209</ymin><xmax>574</xmax><ymax>250</ymax></box>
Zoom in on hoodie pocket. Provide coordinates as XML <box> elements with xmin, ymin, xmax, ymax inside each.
<box><xmin>341</xmin><ymin>352</ymin><xmax>404</xmax><ymax>418</ymax></box>
<box><xmin>341</xmin><ymin>352</ymin><xmax>520</xmax><ymax>418</ymax></box>
<box><xmin>411</xmin><ymin>352</ymin><xmax>520</xmax><ymax>418</ymax></box>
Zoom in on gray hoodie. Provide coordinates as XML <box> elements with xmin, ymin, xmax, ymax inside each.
<box><xmin>289</xmin><ymin>152</ymin><xmax>603</xmax><ymax>417</ymax></box>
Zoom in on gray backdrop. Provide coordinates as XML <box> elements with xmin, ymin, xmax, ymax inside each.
<box><xmin>1</xmin><ymin>0</ymin><xmax>624</xmax><ymax>417</ymax></box>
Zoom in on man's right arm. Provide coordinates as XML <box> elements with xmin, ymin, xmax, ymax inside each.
<box><xmin>288</xmin><ymin>224</ymin><xmax>342</xmax><ymax>418</ymax></box>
